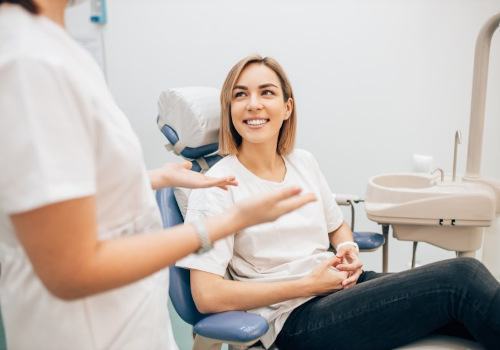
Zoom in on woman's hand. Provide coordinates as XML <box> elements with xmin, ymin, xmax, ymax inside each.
<box><xmin>149</xmin><ymin>161</ymin><xmax>238</xmax><ymax>190</ymax></box>
<box><xmin>300</xmin><ymin>257</ymin><xmax>349</xmax><ymax>296</ymax></box>
<box><xmin>233</xmin><ymin>186</ymin><xmax>316</xmax><ymax>228</ymax></box>
<box><xmin>335</xmin><ymin>247</ymin><xmax>363</xmax><ymax>289</ymax></box>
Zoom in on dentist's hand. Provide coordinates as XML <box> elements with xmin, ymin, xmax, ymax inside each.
<box><xmin>234</xmin><ymin>186</ymin><xmax>316</xmax><ymax>228</ymax></box>
<box><xmin>300</xmin><ymin>257</ymin><xmax>349</xmax><ymax>296</ymax></box>
<box><xmin>335</xmin><ymin>248</ymin><xmax>363</xmax><ymax>289</ymax></box>
<box><xmin>149</xmin><ymin>161</ymin><xmax>238</xmax><ymax>190</ymax></box>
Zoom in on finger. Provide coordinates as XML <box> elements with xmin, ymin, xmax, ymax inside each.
<box><xmin>343</xmin><ymin>282</ymin><xmax>356</xmax><ymax>289</ymax></box>
<box><xmin>342</xmin><ymin>270</ymin><xmax>362</xmax><ymax>287</ymax></box>
<box><xmin>276</xmin><ymin>193</ymin><xmax>316</xmax><ymax>213</ymax></box>
<box><xmin>182</xmin><ymin>161</ymin><xmax>192</xmax><ymax>170</ymax></box>
<box><xmin>267</xmin><ymin>186</ymin><xmax>303</xmax><ymax>203</ymax></box>
<box><xmin>335</xmin><ymin>250</ymin><xmax>346</xmax><ymax>259</ymax></box>
<box><xmin>337</xmin><ymin>260</ymin><xmax>363</xmax><ymax>272</ymax></box>
<box><xmin>207</xmin><ymin>176</ymin><xmax>238</xmax><ymax>188</ymax></box>
<box><xmin>331</xmin><ymin>255</ymin><xmax>343</xmax><ymax>268</ymax></box>
<box><xmin>338</xmin><ymin>261</ymin><xmax>363</xmax><ymax>271</ymax></box>
<box><xmin>224</xmin><ymin>176</ymin><xmax>238</xmax><ymax>186</ymax></box>
<box><xmin>322</xmin><ymin>256</ymin><xmax>339</xmax><ymax>268</ymax></box>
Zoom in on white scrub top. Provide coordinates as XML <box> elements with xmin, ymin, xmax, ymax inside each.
<box><xmin>0</xmin><ymin>5</ymin><xmax>177</xmax><ymax>350</ymax></box>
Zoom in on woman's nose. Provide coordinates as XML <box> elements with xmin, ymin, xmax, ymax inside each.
<box><xmin>246</xmin><ymin>94</ymin><xmax>263</xmax><ymax>111</ymax></box>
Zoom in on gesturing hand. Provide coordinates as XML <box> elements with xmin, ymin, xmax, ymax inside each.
<box><xmin>235</xmin><ymin>186</ymin><xmax>317</xmax><ymax>228</ymax></box>
<box><xmin>334</xmin><ymin>247</ymin><xmax>363</xmax><ymax>289</ymax></box>
<box><xmin>149</xmin><ymin>161</ymin><xmax>238</xmax><ymax>190</ymax></box>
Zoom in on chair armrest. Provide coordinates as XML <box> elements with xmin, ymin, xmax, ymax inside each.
<box><xmin>193</xmin><ymin>311</ymin><xmax>269</xmax><ymax>343</ymax></box>
<box><xmin>334</xmin><ymin>193</ymin><xmax>362</xmax><ymax>206</ymax></box>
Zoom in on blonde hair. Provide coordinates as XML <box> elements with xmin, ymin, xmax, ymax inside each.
<box><xmin>219</xmin><ymin>55</ymin><xmax>296</xmax><ymax>156</ymax></box>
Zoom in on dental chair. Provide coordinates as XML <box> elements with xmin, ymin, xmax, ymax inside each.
<box><xmin>157</xmin><ymin>187</ymin><xmax>269</xmax><ymax>350</ymax></box>
<box><xmin>155</xmin><ymin>87</ymin><xmax>484</xmax><ymax>350</ymax></box>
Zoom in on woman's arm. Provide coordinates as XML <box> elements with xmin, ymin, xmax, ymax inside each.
<box><xmin>190</xmin><ymin>257</ymin><xmax>348</xmax><ymax>313</ymax></box>
<box><xmin>11</xmin><ymin>187</ymin><xmax>315</xmax><ymax>300</ymax></box>
<box><xmin>328</xmin><ymin>221</ymin><xmax>353</xmax><ymax>248</ymax></box>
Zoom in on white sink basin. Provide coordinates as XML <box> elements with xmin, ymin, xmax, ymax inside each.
<box><xmin>365</xmin><ymin>173</ymin><xmax>496</xmax><ymax>253</ymax></box>
<box><xmin>371</xmin><ymin>173</ymin><xmax>436</xmax><ymax>189</ymax></box>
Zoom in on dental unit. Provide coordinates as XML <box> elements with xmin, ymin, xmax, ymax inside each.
<box><xmin>365</xmin><ymin>12</ymin><xmax>500</xmax><ymax>280</ymax></box>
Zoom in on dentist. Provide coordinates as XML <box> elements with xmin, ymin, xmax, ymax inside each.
<box><xmin>0</xmin><ymin>1</ymin><xmax>315</xmax><ymax>349</ymax></box>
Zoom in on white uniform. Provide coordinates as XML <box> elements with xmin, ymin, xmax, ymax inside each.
<box><xmin>0</xmin><ymin>5</ymin><xmax>177</xmax><ymax>350</ymax></box>
<box><xmin>177</xmin><ymin>149</ymin><xmax>344</xmax><ymax>349</ymax></box>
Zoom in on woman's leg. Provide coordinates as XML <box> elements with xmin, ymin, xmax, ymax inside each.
<box><xmin>359</xmin><ymin>270</ymin><xmax>475</xmax><ymax>341</ymax></box>
<box><xmin>275</xmin><ymin>257</ymin><xmax>500</xmax><ymax>350</ymax></box>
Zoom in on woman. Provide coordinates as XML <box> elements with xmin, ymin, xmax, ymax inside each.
<box><xmin>176</xmin><ymin>55</ymin><xmax>500</xmax><ymax>350</ymax></box>
<box><xmin>0</xmin><ymin>1</ymin><xmax>315</xmax><ymax>349</ymax></box>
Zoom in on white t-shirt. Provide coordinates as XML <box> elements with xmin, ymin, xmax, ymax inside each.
<box><xmin>0</xmin><ymin>5</ymin><xmax>177</xmax><ymax>350</ymax></box>
<box><xmin>176</xmin><ymin>149</ymin><xmax>344</xmax><ymax>348</ymax></box>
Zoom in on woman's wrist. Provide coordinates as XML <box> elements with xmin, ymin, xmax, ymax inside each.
<box><xmin>335</xmin><ymin>241</ymin><xmax>359</xmax><ymax>254</ymax></box>
<box><xmin>297</xmin><ymin>275</ymin><xmax>314</xmax><ymax>297</ymax></box>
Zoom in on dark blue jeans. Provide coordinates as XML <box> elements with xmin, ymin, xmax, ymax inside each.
<box><xmin>275</xmin><ymin>258</ymin><xmax>500</xmax><ymax>350</ymax></box>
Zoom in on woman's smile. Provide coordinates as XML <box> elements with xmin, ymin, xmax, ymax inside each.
<box><xmin>243</xmin><ymin>118</ymin><xmax>270</xmax><ymax>128</ymax></box>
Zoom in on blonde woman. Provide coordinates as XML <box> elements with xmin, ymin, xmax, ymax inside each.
<box><xmin>177</xmin><ymin>55</ymin><xmax>500</xmax><ymax>350</ymax></box>
<box><xmin>0</xmin><ymin>2</ymin><xmax>315</xmax><ymax>349</ymax></box>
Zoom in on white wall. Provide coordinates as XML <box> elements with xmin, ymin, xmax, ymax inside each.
<box><xmin>67</xmin><ymin>0</ymin><xmax>500</xmax><ymax>270</ymax></box>
<box><xmin>66</xmin><ymin>1</ymin><xmax>500</xmax><ymax>348</ymax></box>
<box><xmin>80</xmin><ymin>0</ymin><xmax>500</xmax><ymax>270</ymax></box>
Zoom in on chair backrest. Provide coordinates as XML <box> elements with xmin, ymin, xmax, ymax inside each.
<box><xmin>155</xmin><ymin>87</ymin><xmax>226</xmax><ymax>326</ymax></box>
<box><xmin>156</xmin><ymin>187</ymin><xmax>207</xmax><ymax>326</ymax></box>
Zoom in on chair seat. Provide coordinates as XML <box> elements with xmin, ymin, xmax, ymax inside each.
<box><xmin>353</xmin><ymin>231</ymin><xmax>385</xmax><ymax>251</ymax></box>
<box><xmin>194</xmin><ymin>311</ymin><xmax>269</xmax><ymax>343</ymax></box>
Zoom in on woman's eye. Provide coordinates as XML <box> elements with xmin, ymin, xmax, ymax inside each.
<box><xmin>234</xmin><ymin>91</ymin><xmax>246</xmax><ymax>98</ymax></box>
<box><xmin>262</xmin><ymin>90</ymin><xmax>275</xmax><ymax>96</ymax></box>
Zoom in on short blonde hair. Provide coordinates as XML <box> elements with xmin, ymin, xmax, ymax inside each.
<box><xmin>219</xmin><ymin>55</ymin><xmax>296</xmax><ymax>156</ymax></box>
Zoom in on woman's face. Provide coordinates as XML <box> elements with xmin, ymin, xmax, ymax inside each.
<box><xmin>230</xmin><ymin>63</ymin><xmax>293</xmax><ymax>149</ymax></box>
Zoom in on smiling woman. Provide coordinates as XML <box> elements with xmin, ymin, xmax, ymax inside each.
<box><xmin>219</xmin><ymin>55</ymin><xmax>296</xmax><ymax>157</ymax></box>
<box><xmin>175</xmin><ymin>54</ymin><xmax>500</xmax><ymax>350</ymax></box>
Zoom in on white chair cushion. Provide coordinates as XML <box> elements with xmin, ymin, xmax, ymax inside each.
<box><xmin>157</xmin><ymin>87</ymin><xmax>221</xmax><ymax>148</ymax></box>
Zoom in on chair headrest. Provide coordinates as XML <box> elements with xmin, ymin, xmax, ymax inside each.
<box><xmin>157</xmin><ymin>87</ymin><xmax>221</xmax><ymax>159</ymax></box>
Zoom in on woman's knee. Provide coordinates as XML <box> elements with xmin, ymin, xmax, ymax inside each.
<box><xmin>444</xmin><ymin>257</ymin><xmax>484</xmax><ymax>283</ymax></box>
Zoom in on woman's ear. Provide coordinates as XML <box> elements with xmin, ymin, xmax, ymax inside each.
<box><xmin>284</xmin><ymin>98</ymin><xmax>294</xmax><ymax>120</ymax></box>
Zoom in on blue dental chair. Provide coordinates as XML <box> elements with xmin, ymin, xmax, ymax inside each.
<box><xmin>156</xmin><ymin>186</ymin><xmax>269</xmax><ymax>350</ymax></box>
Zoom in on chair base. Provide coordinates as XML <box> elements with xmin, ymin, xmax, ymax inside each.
<box><xmin>226</xmin><ymin>335</ymin><xmax>482</xmax><ymax>350</ymax></box>
<box><xmin>194</xmin><ymin>334</ymin><xmax>261</xmax><ymax>350</ymax></box>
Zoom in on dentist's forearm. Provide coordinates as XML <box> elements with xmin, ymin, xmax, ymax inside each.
<box><xmin>66</xmin><ymin>210</ymin><xmax>243</xmax><ymax>299</ymax></box>
<box><xmin>12</xmin><ymin>195</ymin><xmax>244</xmax><ymax>301</ymax></box>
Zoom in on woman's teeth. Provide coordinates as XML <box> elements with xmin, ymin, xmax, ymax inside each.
<box><xmin>245</xmin><ymin>119</ymin><xmax>268</xmax><ymax>126</ymax></box>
